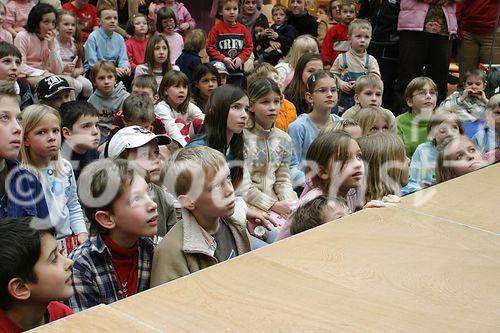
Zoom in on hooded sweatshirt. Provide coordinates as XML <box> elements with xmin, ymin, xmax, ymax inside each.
<box><xmin>88</xmin><ymin>81</ymin><xmax>130</xmax><ymax>140</ymax></box>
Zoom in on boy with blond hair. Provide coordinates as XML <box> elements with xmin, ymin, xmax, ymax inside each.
<box><xmin>331</xmin><ymin>18</ymin><xmax>380</xmax><ymax>112</ymax></box>
<box><xmin>150</xmin><ymin>146</ymin><xmax>251</xmax><ymax>286</ymax></box>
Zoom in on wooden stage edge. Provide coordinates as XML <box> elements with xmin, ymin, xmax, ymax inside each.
<box><xmin>32</xmin><ymin>164</ymin><xmax>500</xmax><ymax>332</ymax></box>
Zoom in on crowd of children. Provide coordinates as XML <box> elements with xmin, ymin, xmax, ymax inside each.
<box><xmin>0</xmin><ymin>0</ymin><xmax>499</xmax><ymax>330</ymax></box>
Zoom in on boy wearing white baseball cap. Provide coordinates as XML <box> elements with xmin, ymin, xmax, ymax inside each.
<box><xmin>107</xmin><ymin>126</ymin><xmax>177</xmax><ymax>237</ymax></box>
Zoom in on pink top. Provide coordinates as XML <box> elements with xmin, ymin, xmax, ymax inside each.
<box><xmin>14</xmin><ymin>30</ymin><xmax>63</xmax><ymax>77</ymax></box>
<box><xmin>0</xmin><ymin>29</ymin><xmax>13</xmax><ymax>44</ymax></box>
<box><xmin>5</xmin><ymin>0</ymin><xmax>34</xmax><ymax>33</ymax></box>
<box><xmin>162</xmin><ymin>32</ymin><xmax>183</xmax><ymax>65</ymax></box>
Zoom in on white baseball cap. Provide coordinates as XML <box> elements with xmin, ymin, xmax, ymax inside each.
<box><xmin>107</xmin><ymin>126</ymin><xmax>172</xmax><ymax>158</ymax></box>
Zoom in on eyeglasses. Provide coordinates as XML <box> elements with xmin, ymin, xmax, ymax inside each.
<box><xmin>314</xmin><ymin>87</ymin><xmax>338</xmax><ymax>94</ymax></box>
<box><xmin>413</xmin><ymin>90</ymin><xmax>437</xmax><ymax>97</ymax></box>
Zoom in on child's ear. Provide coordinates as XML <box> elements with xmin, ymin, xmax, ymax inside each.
<box><xmin>153</xmin><ymin>94</ymin><xmax>159</xmax><ymax>104</ymax></box>
<box><xmin>406</xmin><ymin>98</ymin><xmax>413</xmax><ymax>108</ymax></box>
<box><xmin>7</xmin><ymin>278</ymin><xmax>31</xmax><ymax>302</ymax></box>
<box><xmin>177</xmin><ymin>194</ymin><xmax>195</xmax><ymax>211</ymax></box>
<box><xmin>305</xmin><ymin>91</ymin><xmax>313</xmax><ymax>105</ymax></box>
<box><xmin>62</xmin><ymin>126</ymin><xmax>72</xmax><ymax>140</ymax></box>
<box><xmin>94</xmin><ymin>211</ymin><xmax>116</xmax><ymax>230</ymax></box>
<box><xmin>317</xmin><ymin>165</ymin><xmax>330</xmax><ymax>181</ymax></box>
<box><xmin>354</xmin><ymin>94</ymin><xmax>360</xmax><ymax>105</ymax></box>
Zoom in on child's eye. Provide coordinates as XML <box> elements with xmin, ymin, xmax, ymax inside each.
<box><xmin>469</xmin><ymin>147</ymin><xmax>476</xmax><ymax>153</ymax></box>
<box><xmin>0</xmin><ymin>114</ymin><xmax>8</xmax><ymax>122</ymax></box>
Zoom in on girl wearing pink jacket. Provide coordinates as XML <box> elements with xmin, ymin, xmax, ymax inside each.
<box><xmin>148</xmin><ymin>0</ymin><xmax>195</xmax><ymax>34</ymax></box>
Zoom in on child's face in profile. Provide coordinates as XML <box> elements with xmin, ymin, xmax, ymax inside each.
<box><xmin>367</xmin><ymin>116</ymin><xmax>388</xmax><ymax>136</ymax></box>
<box><xmin>110</xmin><ymin>175</ymin><xmax>158</xmax><ymax>239</ymax></box>
<box><xmin>407</xmin><ymin>83</ymin><xmax>437</xmax><ymax>114</ymax></box>
<box><xmin>227</xmin><ymin>95</ymin><xmax>249</xmax><ymax>134</ymax></box>
<box><xmin>272</xmin><ymin>9</ymin><xmax>286</xmax><ymax>25</ymax></box>
<box><xmin>333</xmin><ymin>138</ymin><xmax>364</xmax><ymax>194</ymax></box>
<box><xmin>0</xmin><ymin>96</ymin><xmax>22</xmax><ymax>160</ymax></box>
<box><xmin>322</xmin><ymin>201</ymin><xmax>349</xmax><ymax>223</ymax></box>
<box><xmin>0</xmin><ymin>6</ymin><xmax>6</xmax><ymax>27</ymax></box>
<box><xmin>63</xmin><ymin>114</ymin><xmax>100</xmax><ymax>152</ymax></box>
<box><xmin>193</xmin><ymin>165</ymin><xmax>235</xmax><ymax>219</ymax></box>
<box><xmin>355</xmin><ymin>86</ymin><xmax>382</xmax><ymax>108</ymax></box>
<box><xmin>488</xmin><ymin>106</ymin><xmax>500</xmax><ymax>130</ymax></box>
<box><xmin>444</xmin><ymin>137</ymin><xmax>488</xmax><ymax>177</ymax></box>
<box><xmin>221</xmin><ymin>1</ymin><xmax>239</xmax><ymax>25</ymax></box>
<box><xmin>349</xmin><ymin>27</ymin><xmax>371</xmax><ymax>53</ymax></box>
<box><xmin>0</xmin><ymin>55</ymin><xmax>20</xmax><ymax>82</ymax></box>
<box><xmin>340</xmin><ymin>5</ymin><xmax>355</xmax><ymax>25</ymax></box>
<box><xmin>28</xmin><ymin>233</ymin><xmax>74</xmax><ymax>303</ymax></box>
<box><xmin>126</xmin><ymin>140</ymin><xmax>163</xmax><ymax>185</ymax></box>
<box><xmin>430</xmin><ymin>118</ymin><xmax>460</xmax><ymax>145</ymax></box>
<box><xmin>94</xmin><ymin>69</ymin><xmax>116</xmax><ymax>96</ymax></box>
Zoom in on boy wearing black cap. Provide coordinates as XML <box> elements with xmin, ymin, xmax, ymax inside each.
<box><xmin>36</xmin><ymin>75</ymin><xmax>75</xmax><ymax>111</ymax></box>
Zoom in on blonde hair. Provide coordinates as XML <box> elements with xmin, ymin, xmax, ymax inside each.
<box><xmin>426</xmin><ymin>108</ymin><xmax>464</xmax><ymax>140</ymax></box>
<box><xmin>319</xmin><ymin>119</ymin><xmax>359</xmax><ymax>136</ymax></box>
<box><xmin>354</xmin><ymin>74</ymin><xmax>383</xmax><ymax>95</ymax></box>
<box><xmin>184</xmin><ymin>29</ymin><xmax>206</xmax><ymax>53</ymax></box>
<box><xmin>353</xmin><ymin>107</ymin><xmax>395</xmax><ymax>136</ymax></box>
<box><xmin>20</xmin><ymin>105</ymin><xmax>66</xmax><ymax>177</ymax></box>
<box><xmin>487</xmin><ymin>93</ymin><xmax>500</xmax><ymax>110</ymax></box>
<box><xmin>164</xmin><ymin>146</ymin><xmax>228</xmax><ymax>197</ymax></box>
<box><xmin>248</xmin><ymin>62</ymin><xmax>278</xmax><ymax>83</ymax></box>
<box><xmin>357</xmin><ymin>132</ymin><xmax>407</xmax><ymax>204</ymax></box>
<box><xmin>348</xmin><ymin>18</ymin><xmax>371</xmax><ymax>37</ymax></box>
<box><xmin>284</xmin><ymin>35</ymin><xmax>319</xmax><ymax>69</ymax></box>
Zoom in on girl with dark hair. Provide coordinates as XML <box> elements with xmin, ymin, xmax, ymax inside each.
<box><xmin>191</xmin><ymin>63</ymin><xmax>220</xmax><ymax>111</ymax></box>
<box><xmin>13</xmin><ymin>3</ymin><xmax>63</xmax><ymax>86</ymax></box>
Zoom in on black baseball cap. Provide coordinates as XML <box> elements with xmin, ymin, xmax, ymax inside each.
<box><xmin>36</xmin><ymin>76</ymin><xmax>75</xmax><ymax>100</ymax></box>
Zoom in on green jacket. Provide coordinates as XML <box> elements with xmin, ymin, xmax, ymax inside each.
<box><xmin>396</xmin><ymin>111</ymin><xmax>429</xmax><ymax>157</ymax></box>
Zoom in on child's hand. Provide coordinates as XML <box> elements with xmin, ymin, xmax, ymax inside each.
<box><xmin>45</xmin><ymin>29</ymin><xmax>57</xmax><ymax>51</ymax></box>
<box><xmin>269</xmin><ymin>41</ymin><xmax>281</xmax><ymax>50</ymax></box>
<box><xmin>232</xmin><ymin>57</ymin><xmax>243</xmax><ymax>70</ymax></box>
<box><xmin>64</xmin><ymin>63</ymin><xmax>76</xmax><ymax>73</ymax></box>
<box><xmin>340</xmin><ymin>80</ymin><xmax>354</xmax><ymax>93</ymax></box>
<box><xmin>271</xmin><ymin>200</ymin><xmax>294</xmax><ymax>218</ymax></box>
<box><xmin>223</xmin><ymin>57</ymin><xmax>235</xmax><ymax>71</ymax></box>
<box><xmin>474</xmin><ymin>90</ymin><xmax>488</xmax><ymax>103</ymax></box>
<box><xmin>266</xmin><ymin>29</ymin><xmax>278</xmax><ymax>40</ymax></box>
<box><xmin>381</xmin><ymin>194</ymin><xmax>401</xmax><ymax>204</ymax></box>
<box><xmin>72</xmin><ymin>67</ymin><xmax>84</xmax><ymax>78</ymax></box>
<box><xmin>116</xmin><ymin>67</ymin><xmax>131</xmax><ymax>77</ymax></box>
<box><xmin>77</xmin><ymin>232</ymin><xmax>89</xmax><ymax>244</ymax></box>
<box><xmin>179</xmin><ymin>22</ymin><xmax>190</xmax><ymax>31</ymax></box>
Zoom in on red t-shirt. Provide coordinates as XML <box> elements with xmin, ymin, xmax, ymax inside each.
<box><xmin>321</xmin><ymin>23</ymin><xmax>349</xmax><ymax>67</ymax></box>
<box><xmin>62</xmin><ymin>2</ymin><xmax>98</xmax><ymax>42</ymax></box>
<box><xmin>126</xmin><ymin>37</ymin><xmax>149</xmax><ymax>70</ymax></box>
<box><xmin>102</xmin><ymin>235</ymin><xmax>139</xmax><ymax>298</ymax></box>
<box><xmin>0</xmin><ymin>302</ymin><xmax>73</xmax><ymax>332</ymax></box>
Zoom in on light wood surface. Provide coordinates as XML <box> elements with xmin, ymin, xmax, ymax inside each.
<box><xmin>32</xmin><ymin>164</ymin><xmax>500</xmax><ymax>332</ymax></box>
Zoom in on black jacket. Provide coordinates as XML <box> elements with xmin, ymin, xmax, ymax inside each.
<box><xmin>287</xmin><ymin>11</ymin><xmax>318</xmax><ymax>37</ymax></box>
<box><xmin>359</xmin><ymin>0</ymin><xmax>400</xmax><ymax>42</ymax></box>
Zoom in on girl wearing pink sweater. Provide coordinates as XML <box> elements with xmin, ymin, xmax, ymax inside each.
<box><xmin>14</xmin><ymin>4</ymin><xmax>63</xmax><ymax>86</ymax></box>
<box><xmin>5</xmin><ymin>0</ymin><xmax>34</xmax><ymax>39</ymax></box>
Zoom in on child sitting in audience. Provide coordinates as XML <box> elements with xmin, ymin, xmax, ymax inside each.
<box><xmin>135</xmin><ymin>34</ymin><xmax>179</xmax><ymax>87</ymax></box>
<box><xmin>148</xmin><ymin>0</ymin><xmax>195</xmax><ymax>34</ymax></box>
<box><xmin>321</xmin><ymin>0</ymin><xmax>355</xmax><ymax>69</ymax></box>
<box><xmin>84</xmin><ymin>4</ymin><xmax>130</xmax><ymax>79</ymax></box>
<box><xmin>403</xmin><ymin>109</ymin><xmax>464</xmax><ymax>195</ymax></box>
<box><xmin>331</xmin><ymin>19</ymin><xmax>380</xmax><ymax>112</ymax></box>
<box><xmin>284</xmin><ymin>53</ymin><xmax>324</xmax><ymax>115</ymax></box>
<box><xmin>5</xmin><ymin>0</ymin><xmax>34</xmax><ymax>39</ymax></box>
<box><xmin>275</xmin><ymin>34</ymin><xmax>319</xmax><ymax>89</ymax></box>
<box><xmin>68</xmin><ymin>158</ymin><xmax>157</xmax><ymax>311</ymax></box>
<box><xmin>0</xmin><ymin>2</ymin><xmax>13</xmax><ymax>43</ymax></box>
<box><xmin>107</xmin><ymin>125</ymin><xmax>176</xmax><ymax>237</ymax></box>
<box><xmin>288</xmin><ymin>70</ymin><xmax>341</xmax><ymax>189</ymax></box>
<box><xmin>36</xmin><ymin>75</ymin><xmax>74</xmax><ymax>111</ymax></box>
<box><xmin>352</xmin><ymin>107</ymin><xmax>395</xmax><ymax>136</ymax></box>
<box><xmin>249</xmin><ymin>62</ymin><xmax>297</xmax><ymax>131</ymax></box>
<box><xmin>341</xmin><ymin>75</ymin><xmax>394</xmax><ymax>127</ymax></box>
<box><xmin>150</xmin><ymin>146</ymin><xmax>252</xmax><ymax>285</ymax></box>
<box><xmin>14</xmin><ymin>4</ymin><xmax>64</xmax><ymax>87</ymax></box>
<box><xmin>125</xmin><ymin>13</ymin><xmax>149</xmax><ymax>70</ymax></box>
<box><xmin>191</xmin><ymin>63</ymin><xmax>220</xmax><ymax>111</ymax></box>
<box><xmin>319</xmin><ymin>118</ymin><xmax>362</xmax><ymax>139</ymax></box>
<box><xmin>62</xmin><ymin>0</ymin><xmax>98</xmax><ymax>42</ymax></box>
<box><xmin>20</xmin><ymin>104</ymin><xmax>88</xmax><ymax>244</ymax></box>
<box><xmin>0</xmin><ymin>217</ymin><xmax>73</xmax><ymax>331</ymax></box>
<box><xmin>0</xmin><ymin>82</ymin><xmax>48</xmax><ymax>219</ymax></box>
<box><xmin>0</xmin><ymin>42</ymin><xmax>35</xmax><ymax>109</ymax></box>
<box><xmin>290</xmin><ymin>195</ymin><xmax>348</xmax><ymax>235</ymax></box>
<box><xmin>59</xmin><ymin>100</ymin><xmax>100</xmax><ymax>180</ymax></box>
<box><xmin>155</xmin><ymin>70</ymin><xmax>204</xmax><ymax>147</ymax></box>
<box><xmin>277</xmin><ymin>130</ymin><xmax>364</xmax><ymax>241</ymax></box>
<box><xmin>473</xmin><ymin>94</ymin><xmax>500</xmax><ymax>159</ymax></box>
<box><xmin>175</xmin><ymin>29</ymin><xmax>206</xmax><ymax>80</ymax></box>
<box><xmin>357</xmin><ymin>132</ymin><xmax>409</xmax><ymax>208</ymax></box>
<box><xmin>396</xmin><ymin>76</ymin><xmax>438</xmax><ymax>157</ymax></box>
<box><xmin>88</xmin><ymin>61</ymin><xmax>130</xmax><ymax>142</ymax></box>
<box><xmin>244</xmin><ymin>77</ymin><xmax>297</xmax><ymax>218</ymax></box>
<box><xmin>436</xmin><ymin>135</ymin><xmax>489</xmax><ymax>183</ymax></box>
<box><xmin>156</xmin><ymin>7</ymin><xmax>184</xmax><ymax>65</ymax></box>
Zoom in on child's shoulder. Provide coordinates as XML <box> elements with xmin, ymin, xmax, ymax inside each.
<box><xmin>47</xmin><ymin>301</ymin><xmax>73</xmax><ymax>321</ymax></box>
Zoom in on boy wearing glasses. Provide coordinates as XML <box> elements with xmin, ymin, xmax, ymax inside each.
<box><xmin>396</xmin><ymin>76</ymin><xmax>438</xmax><ymax>157</ymax></box>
